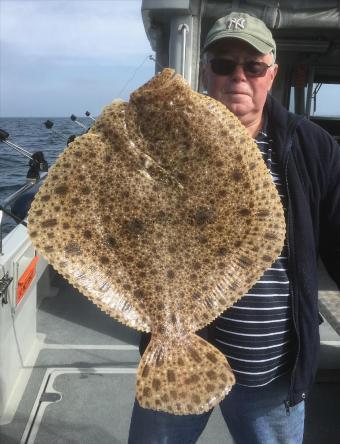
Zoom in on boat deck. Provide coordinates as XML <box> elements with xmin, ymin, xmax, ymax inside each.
<box><xmin>1</xmin><ymin>268</ymin><xmax>340</xmax><ymax>444</ymax></box>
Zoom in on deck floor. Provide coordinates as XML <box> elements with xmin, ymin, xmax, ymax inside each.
<box><xmin>1</xmin><ymin>271</ymin><xmax>339</xmax><ymax>444</ymax></box>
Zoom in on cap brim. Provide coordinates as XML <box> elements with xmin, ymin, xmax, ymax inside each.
<box><xmin>203</xmin><ymin>32</ymin><xmax>273</xmax><ymax>56</ymax></box>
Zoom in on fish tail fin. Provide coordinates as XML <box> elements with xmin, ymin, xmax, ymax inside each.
<box><xmin>136</xmin><ymin>332</ymin><xmax>235</xmax><ymax>415</ymax></box>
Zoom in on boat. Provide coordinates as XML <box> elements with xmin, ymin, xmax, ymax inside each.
<box><xmin>1</xmin><ymin>1</ymin><xmax>339</xmax><ymax>442</ymax></box>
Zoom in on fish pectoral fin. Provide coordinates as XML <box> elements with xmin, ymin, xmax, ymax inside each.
<box><xmin>136</xmin><ymin>333</ymin><xmax>235</xmax><ymax>415</ymax></box>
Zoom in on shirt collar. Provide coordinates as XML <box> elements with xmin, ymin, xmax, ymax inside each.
<box><xmin>256</xmin><ymin>109</ymin><xmax>268</xmax><ymax>142</ymax></box>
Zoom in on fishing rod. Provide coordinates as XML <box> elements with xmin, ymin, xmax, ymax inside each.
<box><xmin>44</xmin><ymin>120</ymin><xmax>77</xmax><ymax>146</ymax></box>
<box><xmin>0</xmin><ymin>129</ymin><xmax>34</xmax><ymax>160</ymax></box>
<box><xmin>0</xmin><ymin>130</ymin><xmax>45</xmax><ymax>252</ymax></box>
<box><xmin>0</xmin><ymin>129</ymin><xmax>48</xmax><ymax>179</ymax></box>
<box><xmin>0</xmin><ymin>128</ymin><xmax>49</xmax><ymax>232</ymax></box>
<box><xmin>43</xmin><ymin>120</ymin><xmax>68</xmax><ymax>141</ymax></box>
<box><xmin>70</xmin><ymin>114</ymin><xmax>88</xmax><ymax>130</ymax></box>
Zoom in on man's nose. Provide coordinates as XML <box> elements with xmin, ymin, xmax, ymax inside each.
<box><xmin>231</xmin><ymin>63</ymin><xmax>247</xmax><ymax>80</ymax></box>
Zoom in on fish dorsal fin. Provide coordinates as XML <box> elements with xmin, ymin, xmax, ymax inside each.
<box><xmin>28</xmin><ymin>128</ymin><xmax>151</xmax><ymax>332</ymax></box>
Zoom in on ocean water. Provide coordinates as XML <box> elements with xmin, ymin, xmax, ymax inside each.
<box><xmin>0</xmin><ymin>117</ymin><xmax>92</xmax><ymax>236</ymax></box>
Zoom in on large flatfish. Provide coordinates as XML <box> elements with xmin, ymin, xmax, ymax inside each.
<box><xmin>28</xmin><ymin>68</ymin><xmax>285</xmax><ymax>415</ymax></box>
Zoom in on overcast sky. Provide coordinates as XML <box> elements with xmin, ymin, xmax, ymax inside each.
<box><xmin>1</xmin><ymin>0</ymin><xmax>339</xmax><ymax>117</ymax></box>
<box><xmin>0</xmin><ymin>0</ymin><xmax>155</xmax><ymax>117</ymax></box>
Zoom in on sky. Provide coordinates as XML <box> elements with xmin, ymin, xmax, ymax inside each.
<box><xmin>1</xmin><ymin>0</ymin><xmax>339</xmax><ymax>117</ymax></box>
<box><xmin>0</xmin><ymin>0</ymin><xmax>155</xmax><ymax>117</ymax></box>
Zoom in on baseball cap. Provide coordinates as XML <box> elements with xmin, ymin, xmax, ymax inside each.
<box><xmin>203</xmin><ymin>12</ymin><xmax>276</xmax><ymax>60</ymax></box>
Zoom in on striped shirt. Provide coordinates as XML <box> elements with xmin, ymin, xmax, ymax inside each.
<box><xmin>211</xmin><ymin>121</ymin><xmax>294</xmax><ymax>387</ymax></box>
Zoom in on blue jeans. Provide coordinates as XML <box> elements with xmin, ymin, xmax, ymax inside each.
<box><xmin>128</xmin><ymin>374</ymin><xmax>305</xmax><ymax>444</ymax></box>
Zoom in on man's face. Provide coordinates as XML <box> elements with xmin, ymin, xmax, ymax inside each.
<box><xmin>203</xmin><ymin>39</ymin><xmax>278</xmax><ymax>123</ymax></box>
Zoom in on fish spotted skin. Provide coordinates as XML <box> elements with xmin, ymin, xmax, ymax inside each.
<box><xmin>28</xmin><ymin>68</ymin><xmax>285</xmax><ymax>414</ymax></box>
<box><xmin>137</xmin><ymin>332</ymin><xmax>235</xmax><ymax>414</ymax></box>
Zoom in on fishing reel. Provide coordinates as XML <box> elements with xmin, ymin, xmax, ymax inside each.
<box><xmin>27</xmin><ymin>151</ymin><xmax>48</xmax><ymax>180</ymax></box>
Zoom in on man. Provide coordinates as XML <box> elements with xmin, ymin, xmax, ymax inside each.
<box><xmin>129</xmin><ymin>12</ymin><xmax>340</xmax><ymax>443</ymax></box>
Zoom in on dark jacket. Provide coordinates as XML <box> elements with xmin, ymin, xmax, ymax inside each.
<box><xmin>139</xmin><ymin>94</ymin><xmax>340</xmax><ymax>407</ymax></box>
<box><xmin>265</xmin><ymin>94</ymin><xmax>340</xmax><ymax>406</ymax></box>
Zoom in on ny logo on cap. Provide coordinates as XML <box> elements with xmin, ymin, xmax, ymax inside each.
<box><xmin>225</xmin><ymin>17</ymin><xmax>246</xmax><ymax>30</ymax></box>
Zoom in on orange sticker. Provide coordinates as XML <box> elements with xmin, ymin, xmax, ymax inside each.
<box><xmin>17</xmin><ymin>256</ymin><xmax>39</xmax><ymax>305</ymax></box>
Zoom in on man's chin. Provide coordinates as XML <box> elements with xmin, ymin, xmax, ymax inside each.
<box><xmin>223</xmin><ymin>102</ymin><xmax>250</xmax><ymax>118</ymax></box>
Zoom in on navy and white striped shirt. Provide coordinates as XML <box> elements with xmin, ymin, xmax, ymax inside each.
<box><xmin>211</xmin><ymin>122</ymin><xmax>294</xmax><ymax>387</ymax></box>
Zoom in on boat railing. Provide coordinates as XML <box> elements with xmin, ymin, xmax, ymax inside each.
<box><xmin>0</xmin><ymin>128</ymin><xmax>50</xmax><ymax>255</ymax></box>
<box><xmin>0</xmin><ymin>175</ymin><xmax>46</xmax><ymax>255</ymax></box>
<box><xmin>0</xmin><ymin>180</ymin><xmax>36</xmax><ymax>255</ymax></box>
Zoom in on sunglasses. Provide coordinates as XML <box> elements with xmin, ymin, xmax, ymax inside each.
<box><xmin>210</xmin><ymin>58</ymin><xmax>274</xmax><ymax>77</ymax></box>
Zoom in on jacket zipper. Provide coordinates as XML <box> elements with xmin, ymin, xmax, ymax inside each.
<box><xmin>284</xmin><ymin>141</ymin><xmax>301</xmax><ymax>413</ymax></box>
<box><xmin>267</xmin><ymin>106</ymin><xmax>304</xmax><ymax>413</ymax></box>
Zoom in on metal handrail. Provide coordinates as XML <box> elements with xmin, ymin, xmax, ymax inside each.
<box><xmin>2</xmin><ymin>181</ymin><xmax>37</xmax><ymax>209</ymax></box>
<box><xmin>0</xmin><ymin>175</ymin><xmax>46</xmax><ymax>255</ymax></box>
<box><xmin>178</xmin><ymin>23</ymin><xmax>189</xmax><ymax>78</ymax></box>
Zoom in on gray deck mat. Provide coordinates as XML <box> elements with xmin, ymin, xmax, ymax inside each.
<box><xmin>29</xmin><ymin>371</ymin><xmax>231</xmax><ymax>444</ymax></box>
<box><xmin>1</xmin><ymin>272</ymin><xmax>340</xmax><ymax>443</ymax></box>
<box><xmin>19</xmin><ymin>370</ymin><xmax>340</xmax><ymax>444</ymax></box>
<box><xmin>32</xmin><ymin>372</ymin><xmax>136</xmax><ymax>444</ymax></box>
<box><xmin>38</xmin><ymin>273</ymin><xmax>140</xmax><ymax>346</ymax></box>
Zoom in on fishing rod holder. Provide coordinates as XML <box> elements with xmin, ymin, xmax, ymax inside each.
<box><xmin>67</xmin><ymin>135</ymin><xmax>76</xmax><ymax>145</ymax></box>
<box><xmin>0</xmin><ymin>129</ymin><xmax>10</xmax><ymax>142</ymax></box>
<box><xmin>44</xmin><ymin>120</ymin><xmax>73</xmax><ymax>145</ymax></box>
<box><xmin>0</xmin><ymin>128</ymin><xmax>48</xmax><ymax>180</ymax></box>
<box><xmin>0</xmin><ymin>129</ymin><xmax>32</xmax><ymax>160</ymax></box>
<box><xmin>27</xmin><ymin>151</ymin><xmax>48</xmax><ymax>179</ymax></box>
<box><xmin>70</xmin><ymin>114</ymin><xmax>87</xmax><ymax>129</ymax></box>
<box><xmin>0</xmin><ymin>128</ymin><xmax>49</xmax><ymax>252</ymax></box>
<box><xmin>85</xmin><ymin>111</ymin><xmax>96</xmax><ymax>121</ymax></box>
<box><xmin>44</xmin><ymin>120</ymin><xmax>54</xmax><ymax>129</ymax></box>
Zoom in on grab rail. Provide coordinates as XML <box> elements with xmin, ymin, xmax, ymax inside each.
<box><xmin>0</xmin><ymin>176</ymin><xmax>46</xmax><ymax>255</ymax></box>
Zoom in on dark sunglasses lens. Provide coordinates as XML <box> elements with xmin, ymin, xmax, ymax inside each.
<box><xmin>210</xmin><ymin>59</ymin><xmax>236</xmax><ymax>75</ymax></box>
<box><xmin>244</xmin><ymin>61</ymin><xmax>268</xmax><ymax>76</ymax></box>
<box><xmin>210</xmin><ymin>59</ymin><xmax>269</xmax><ymax>77</ymax></box>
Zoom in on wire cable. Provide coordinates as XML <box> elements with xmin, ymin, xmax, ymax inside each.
<box><xmin>117</xmin><ymin>54</ymin><xmax>155</xmax><ymax>98</ymax></box>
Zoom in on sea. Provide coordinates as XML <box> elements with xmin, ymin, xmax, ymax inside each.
<box><xmin>0</xmin><ymin>117</ymin><xmax>93</xmax><ymax>237</ymax></box>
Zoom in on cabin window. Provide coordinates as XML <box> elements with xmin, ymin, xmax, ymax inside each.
<box><xmin>289</xmin><ymin>83</ymin><xmax>340</xmax><ymax>144</ymax></box>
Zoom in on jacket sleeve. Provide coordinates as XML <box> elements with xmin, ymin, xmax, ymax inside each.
<box><xmin>318</xmin><ymin>131</ymin><xmax>340</xmax><ymax>290</ymax></box>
